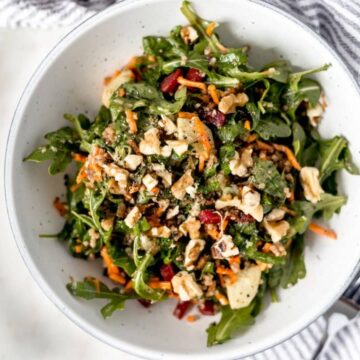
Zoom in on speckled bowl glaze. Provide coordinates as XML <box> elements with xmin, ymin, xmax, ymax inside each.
<box><xmin>5</xmin><ymin>0</ymin><xmax>360</xmax><ymax>359</ymax></box>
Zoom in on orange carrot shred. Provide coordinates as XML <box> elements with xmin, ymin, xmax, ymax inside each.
<box><xmin>206</xmin><ymin>22</ymin><xmax>217</xmax><ymax>36</ymax></box>
<box><xmin>309</xmin><ymin>222</ymin><xmax>337</xmax><ymax>240</ymax></box>
<box><xmin>244</xmin><ymin>120</ymin><xmax>251</xmax><ymax>130</ymax></box>
<box><xmin>72</xmin><ymin>153</ymin><xmax>87</xmax><ymax>163</ymax></box>
<box><xmin>148</xmin><ymin>280</ymin><xmax>172</xmax><ymax>290</ymax></box>
<box><xmin>194</xmin><ymin>117</ymin><xmax>212</xmax><ymax>155</ymax></box>
<box><xmin>208</xmin><ymin>84</ymin><xmax>219</xmax><ymax>104</ymax></box>
<box><xmin>177</xmin><ymin>76</ymin><xmax>207</xmax><ymax>91</ymax></box>
<box><xmin>74</xmin><ymin>245</ymin><xmax>82</xmax><ymax>253</ymax></box>
<box><xmin>215</xmin><ymin>291</ymin><xmax>229</xmax><ymax>305</ymax></box>
<box><xmin>118</xmin><ymin>88</ymin><xmax>126</xmax><ymax>97</ymax></box>
<box><xmin>256</xmin><ymin>140</ymin><xmax>273</xmax><ymax>152</ymax></box>
<box><xmin>178</xmin><ymin>111</ymin><xmax>197</xmax><ymax>119</ymax></box>
<box><xmin>109</xmin><ymin>272</ymin><xmax>126</xmax><ymax>285</ymax></box>
<box><xmin>125</xmin><ymin>109</ymin><xmax>137</xmax><ymax>134</ymax></box>
<box><xmin>53</xmin><ymin>197</ymin><xmax>67</xmax><ymax>216</ymax></box>
<box><xmin>187</xmin><ymin>315</ymin><xmax>198</xmax><ymax>323</ymax></box>
<box><xmin>273</xmin><ymin>143</ymin><xmax>302</xmax><ymax>171</ymax></box>
<box><xmin>246</xmin><ymin>134</ymin><xmax>257</xmax><ymax>143</ymax></box>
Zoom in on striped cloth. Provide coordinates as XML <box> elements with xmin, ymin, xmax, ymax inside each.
<box><xmin>1</xmin><ymin>0</ymin><xmax>359</xmax><ymax>358</ymax></box>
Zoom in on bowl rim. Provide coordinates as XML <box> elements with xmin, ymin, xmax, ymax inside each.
<box><xmin>4</xmin><ymin>0</ymin><xmax>360</xmax><ymax>359</ymax></box>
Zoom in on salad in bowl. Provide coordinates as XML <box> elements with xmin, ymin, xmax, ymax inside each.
<box><xmin>24</xmin><ymin>1</ymin><xmax>357</xmax><ymax>346</ymax></box>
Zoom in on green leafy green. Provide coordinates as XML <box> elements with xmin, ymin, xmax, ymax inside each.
<box><xmin>254</xmin><ymin>116</ymin><xmax>291</xmax><ymax>140</ymax></box>
<box><xmin>281</xmin><ymin>234</ymin><xmax>306</xmax><ymax>288</ymax></box>
<box><xmin>66</xmin><ymin>278</ymin><xmax>137</xmax><ymax>318</ymax></box>
<box><xmin>207</xmin><ymin>303</ymin><xmax>256</xmax><ymax>346</ymax></box>
<box><xmin>250</xmin><ymin>159</ymin><xmax>287</xmax><ymax>200</ymax></box>
<box><xmin>133</xmin><ymin>253</ymin><xmax>164</xmax><ymax>301</ymax></box>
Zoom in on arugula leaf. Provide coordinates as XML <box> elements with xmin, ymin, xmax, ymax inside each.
<box><xmin>133</xmin><ymin>253</ymin><xmax>165</xmax><ymax>301</ymax></box>
<box><xmin>71</xmin><ymin>211</ymin><xmax>95</xmax><ymax>228</ymax></box>
<box><xmin>319</xmin><ymin>136</ymin><xmax>359</xmax><ymax>183</ymax></box>
<box><xmin>254</xmin><ymin>116</ymin><xmax>291</xmax><ymax>140</ymax></box>
<box><xmin>284</xmin><ymin>78</ymin><xmax>322</xmax><ymax>120</ymax></box>
<box><xmin>219</xmin><ymin>144</ymin><xmax>236</xmax><ymax>175</ymax></box>
<box><xmin>206</xmin><ymin>303</ymin><xmax>255</xmax><ymax>346</ymax></box>
<box><xmin>117</xmin><ymin>83</ymin><xmax>187</xmax><ymax>116</ymax></box>
<box><xmin>292</xmin><ymin>122</ymin><xmax>306</xmax><ymax>160</ymax></box>
<box><xmin>64</xmin><ymin>113</ymin><xmax>91</xmax><ymax>139</ymax></box>
<box><xmin>108</xmin><ymin>243</ymin><xmax>136</xmax><ymax>276</ymax></box>
<box><xmin>291</xmin><ymin>193</ymin><xmax>347</xmax><ymax>233</ymax></box>
<box><xmin>288</xmin><ymin>64</ymin><xmax>330</xmax><ymax>92</ymax></box>
<box><xmin>249</xmin><ymin>159</ymin><xmax>287</xmax><ymax>200</ymax></box>
<box><xmin>281</xmin><ymin>234</ymin><xmax>306</xmax><ymax>288</ymax></box>
<box><xmin>246</xmin><ymin>102</ymin><xmax>260</xmax><ymax>130</ymax></box>
<box><xmin>217</xmin><ymin>119</ymin><xmax>245</xmax><ymax>143</ymax></box>
<box><xmin>181</xmin><ymin>0</ymin><xmax>225</xmax><ymax>54</ymax></box>
<box><xmin>67</xmin><ymin>278</ymin><xmax>137</xmax><ymax>318</ymax></box>
<box><xmin>88</xmin><ymin>188</ymin><xmax>107</xmax><ymax>235</ymax></box>
<box><xmin>24</xmin><ymin>127</ymin><xmax>78</xmax><ymax>175</ymax></box>
<box><xmin>261</xmin><ymin>60</ymin><xmax>291</xmax><ymax>83</ymax></box>
<box><xmin>243</xmin><ymin>243</ymin><xmax>286</xmax><ymax>265</ymax></box>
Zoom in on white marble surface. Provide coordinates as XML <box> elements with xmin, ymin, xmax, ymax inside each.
<box><xmin>0</xmin><ymin>27</ymin><xmax>138</xmax><ymax>360</ymax></box>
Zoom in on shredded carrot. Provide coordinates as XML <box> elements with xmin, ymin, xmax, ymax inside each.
<box><xmin>168</xmin><ymin>292</ymin><xmax>180</xmax><ymax>300</ymax></box>
<box><xmin>124</xmin><ymin>280</ymin><xmax>133</xmax><ymax>291</ymax></box>
<box><xmin>228</xmin><ymin>256</ymin><xmax>240</xmax><ymax>265</ymax></box>
<box><xmin>262</xmin><ymin>243</ymin><xmax>272</xmax><ymax>253</ymax></box>
<box><xmin>207</xmin><ymin>84</ymin><xmax>219</xmax><ymax>104</ymax></box>
<box><xmin>125</xmin><ymin>109</ymin><xmax>137</xmax><ymax>134</ymax></box>
<box><xmin>194</xmin><ymin>117</ymin><xmax>212</xmax><ymax>155</ymax></box>
<box><xmin>187</xmin><ymin>315</ymin><xmax>198</xmax><ymax>323</ymax></box>
<box><xmin>177</xmin><ymin>76</ymin><xmax>207</xmax><ymax>91</ymax></box>
<box><xmin>148</xmin><ymin>55</ymin><xmax>156</xmax><ymax>62</ymax></box>
<box><xmin>100</xmin><ymin>246</ymin><xmax>121</xmax><ymax>276</ymax></box>
<box><xmin>198</xmin><ymin>154</ymin><xmax>205</xmax><ymax>172</ymax></box>
<box><xmin>151</xmin><ymin>187</ymin><xmax>160</xmax><ymax>195</ymax></box>
<box><xmin>215</xmin><ymin>291</ymin><xmax>229</xmax><ymax>305</ymax></box>
<box><xmin>118</xmin><ymin>88</ymin><xmax>126</xmax><ymax>97</ymax></box>
<box><xmin>216</xmin><ymin>266</ymin><xmax>237</xmax><ymax>283</ymax></box>
<box><xmin>148</xmin><ymin>280</ymin><xmax>172</xmax><ymax>291</ymax></box>
<box><xmin>72</xmin><ymin>153</ymin><xmax>87</xmax><ymax>163</ymax></box>
<box><xmin>244</xmin><ymin>120</ymin><xmax>251</xmax><ymax>130</ymax></box>
<box><xmin>206</xmin><ymin>21</ymin><xmax>217</xmax><ymax>36</ymax></box>
<box><xmin>70</xmin><ymin>183</ymin><xmax>82</xmax><ymax>193</ymax></box>
<box><xmin>178</xmin><ymin>111</ymin><xmax>197</xmax><ymax>119</ymax></box>
<box><xmin>195</xmin><ymin>94</ymin><xmax>210</xmax><ymax>103</ymax></box>
<box><xmin>204</xmin><ymin>224</ymin><xmax>220</xmax><ymax>240</ymax></box>
<box><xmin>246</xmin><ymin>133</ymin><xmax>257</xmax><ymax>143</ymax></box>
<box><xmin>127</xmin><ymin>56</ymin><xmax>138</xmax><ymax>69</ymax></box>
<box><xmin>103</xmin><ymin>69</ymin><xmax>121</xmax><ymax>86</ymax></box>
<box><xmin>53</xmin><ymin>197</ymin><xmax>67</xmax><ymax>216</ymax></box>
<box><xmin>74</xmin><ymin>245</ymin><xmax>82</xmax><ymax>253</ymax></box>
<box><xmin>109</xmin><ymin>272</ymin><xmax>126</xmax><ymax>285</ymax></box>
<box><xmin>256</xmin><ymin>140</ymin><xmax>273</xmax><ymax>152</ymax></box>
<box><xmin>309</xmin><ymin>222</ymin><xmax>337</xmax><ymax>240</ymax></box>
<box><xmin>273</xmin><ymin>144</ymin><xmax>301</xmax><ymax>171</ymax></box>
<box><xmin>76</xmin><ymin>165</ymin><xmax>87</xmax><ymax>184</ymax></box>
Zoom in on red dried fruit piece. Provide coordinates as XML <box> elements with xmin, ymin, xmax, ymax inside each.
<box><xmin>198</xmin><ymin>300</ymin><xmax>216</xmax><ymax>315</ymax></box>
<box><xmin>173</xmin><ymin>301</ymin><xmax>191</xmax><ymax>319</ymax></box>
<box><xmin>199</xmin><ymin>210</ymin><xmax>221</xmax><ymax>224</ymax></box>
<box><xmin>160</xmin><ymin>263</ymin><xmax>176</xmax><ymax>281</ymax></box>
<box><xmin>238</xmin><ymin>212</ymin><xmax>256</xmax><ymax>223</ymax></box>
<box><xmin>138</xmin><ymin>299</ymin><xmax>152</xmax><ymax>308</ymax></box>
<box><xmin>185</xmin><ymin>68</ymin><xmax>204</xmax><ymax>82</ymax></box>
<box><xmin>199</xmin><ymin>107</ymin><xmax>227</xmax><ymax>127</ymax></box>
<box><xmin>160</xmin><ymin>68</ymin><xmax>183</xmax><ymax>95</ymax></box>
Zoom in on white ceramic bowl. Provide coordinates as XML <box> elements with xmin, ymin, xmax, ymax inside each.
<box><xmin>5</xmin><ymin>0</ymin><xmax>360</xmax><ymax>359</ymax></box>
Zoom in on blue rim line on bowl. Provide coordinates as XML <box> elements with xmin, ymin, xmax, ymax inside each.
<box><xmin>4</xmin><ymin>0</ymin><xmax>360</xmax><ymax>359</ymax></box>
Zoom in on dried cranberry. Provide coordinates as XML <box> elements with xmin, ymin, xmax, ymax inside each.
<box><xmin>160</xmin><ymin>69</ymin><xmax>183</xmax><ymax>95</ymax></box>
<box><xmin>199</xmin><ymin>107</ymin><xmax>227</xmax><ymax>128</ymax></box>
<box><xmin>238</xmin><ymin>212</ymin><xmax>256</xmax><ymax>223</ymax></box>
<box><xmin>199</xmin><ymin>210</ymin><xmax>221</xmax><ymax>224</ymax></box>
<box><xmin>160</xmin><ymin>263</ymin><xmax>176</xmax><ymax>281</ymax></box>
<box><xmin>185</xmin><ymin>68</ymin><xmax>204</xmax><ymax>82</ymax></box>
<box><xmin>138</xmin><ymin>299</ymin><xmax>152</xmax><ymax>308</ymax></box>
<box><xmin>173</xmin><ymin>301</ymin><xmax>191</xmax><ymax>319</ymax></box>
<box><xmin>198</xmin><ymin>300</ymin><xmax>216</xmax><ymax>315</ymax></box>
